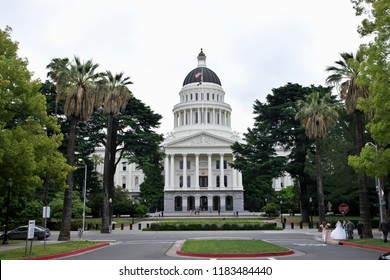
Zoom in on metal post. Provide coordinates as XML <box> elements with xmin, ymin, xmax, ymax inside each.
<box><xmin>2</xmin><ymin>178</ymin><xmax>12</xmax><ymax>245</ymax></box>
<box><xmin>366</xmin><ymin>142</ymin><xmax>385</xmax><ymax>223</ymax></box>
<box><xmin>82</xmin><ymin>162</ymin><xmax>87</xmax><ymax>232</ymax></box>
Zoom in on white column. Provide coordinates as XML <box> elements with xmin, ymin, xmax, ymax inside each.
<box><xmin>197</xmin><ymin>108</ymin><xmax>200</xmax><ymax>124</ymax></box>
<box><xmin>170</xmin><ymin>154</ymin><xmax>175</xmax><ymax>189</ymax></box>
<box><xmin>183</xmin><ymin>154</ymin><xmax>187</xmax><ymax>188</ymax></box>
<box><xmin>220</xmin><ymin>154</ymin><xmax>224</xmax><ymax>187</ymax></box>
<box><xmin>195</xmin><ymin>154</ymin><xmax>200</xmax><ymax>189</ymax></box>
<box><xmin>238</xmin><ymin>171</ymin><xmax>243</xmax><ymax>188</ymax></box>
<box><xmin>164</xmin><ymin>155</ymin><xmax>169</xmax><ymax>188</ymax></box>
<box><xmin>208</xmin><ymin>153</ymin><xmax>212</xmax><ymax>189</ymax></box>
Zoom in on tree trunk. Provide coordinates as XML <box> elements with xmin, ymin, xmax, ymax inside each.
<box><xmin>354</xmin><ymin>111</ymin><xmax>373</xmax><ymax>238</ymax></box>
<box><xmin>58</xmin><ymin>117</ymin><xmax>77</xmax><ymax>241</ymax></box>
<box><xmin>108</xmin><ymin>118</ymin><xmax>118</xmax><ymax>226</ymax></box>
<box><xmin>315</xmin><ymin>138</ymin><xmax>325</xmax><ymax>224</ymax></box>
<box><xmin>101</xmin><ymin>114</ymin><xmax>114</xmax><ymax>233</ymax></box>
<box><xmin>299</xmin><ymin>178</ymin><xmax>310</xmax><ymax>223</ymax></box>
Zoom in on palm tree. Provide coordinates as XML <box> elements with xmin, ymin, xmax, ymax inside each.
<box><xmin>325</xmin><ymin>51</ymin><xmax>373</xmax><ymax>237</ymax></box>
<box><xmin>295</xmin><ymin>92</ymin><xmax>339</xmax><ymax>223</ymax></box>
<box><xmin>47</xmin><ymin>56</ymin><xmax>102</xmax><ymax>240</ymax></box>
<box><xmin>100</xmin><ymin>71</ymin><xmax>133</xmax><ymax>233</ymax></box>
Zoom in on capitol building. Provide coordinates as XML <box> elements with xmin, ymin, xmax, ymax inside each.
<box><xmin>95</xmin><ymin>49</ymin><xmax>292</xmax><ymax>213</ymax></box>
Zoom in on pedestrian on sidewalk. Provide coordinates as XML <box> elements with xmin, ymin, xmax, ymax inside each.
<box><xmin>320</xmin><ymin>222</ymin><xmax>330</xmax><ymax>243</ymax></box>
<box><xmin>356</xmin><ymin>221</ymin><xmax>365</xmax><ymax>239</ymax></box>
<box><xmin>379</xmin><ymin>219</ymin><xmax>389</xmax><ymax>243</ymax></box>
<box><xmin>346</xmin><ymin>220</ymin><xmax>355</xmax><ymax>240</ymax></box>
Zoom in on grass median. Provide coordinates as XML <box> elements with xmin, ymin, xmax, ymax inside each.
<box><xmin>0</xmin><ymin>241</ymin><xmax>105</xmax><ymax>260</ymax></box>
<box><xmin>180</xmin><ymin>239</ymin><xmax>289</xmax><ymax>254</ymax></box>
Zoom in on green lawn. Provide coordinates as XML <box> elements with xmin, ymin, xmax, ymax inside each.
<box><xmin>180</xmin><ymin>239</ymin><xmax>289</xmax><ymax>254</ymax></box>
<box><xmin>342</xmin><ymin>238</ymin><xmax>390</xmax><ymax>249</ymax></box>
<box><xmin>0</xmin><ymin>241</ymin><xmax>105</xmax><ymax>260</ymax></box>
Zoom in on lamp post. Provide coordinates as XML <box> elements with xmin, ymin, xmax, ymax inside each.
<box><xmin>280</xmin><ymin>200</ymin><xmax>283</xmax><ymax>225</ymax></box>
<box><xmin>2</xmin><ymin>178</ymin><xmax>13</xmax><ymax>245</ymax></box>
<box><xmin>78</xmin><ymin>159</ymin><xmax>87</xmax><ymax>233</ymax></box>
<box><xmin>366</xmin><ymin>142</ymin><xmax>385</xmax><ymax>223</ymax></box>
<box><xmin>309</xmin><ymin>197</ymin><xmax>313</xmax><ymax>227</ymax></box>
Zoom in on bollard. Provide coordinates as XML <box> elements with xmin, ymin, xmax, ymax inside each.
<box><xmin>300</xmin><ymin>222</ymin><xmax>303</xmax><ymax>229</ymax></box>
<box><xmin>291</xmin><ymin>222</ymin><xmax>294</xmax><ymax>229</ymax></box>
<box><xmin>121</xmin><ymin>224</ymin><xmax>124</xmax><ymax>230</ymax></box>
<box><xmin>138</xmin><ymin>223</ymin><xmax>141</xmax><ymax>230</ymax></box>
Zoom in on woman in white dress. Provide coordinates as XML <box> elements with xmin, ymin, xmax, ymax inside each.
<box><xmin>330</xmin><ymin>221</ymin><xmax>347</xmax><ymax>240</ymax></box>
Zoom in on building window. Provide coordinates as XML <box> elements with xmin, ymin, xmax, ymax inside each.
<box><xmin>216</xmin><ymin>160</ymin><xmax>227</xmax><ymax>169</ymax></box>
<box><xmin>122</xmin><ymin>176</ymin><xmax>126</xmax><ymax>189</ymax></box>
<box><xmin>175</xmin><ymin>196</ymin><xmax>182</xmax><ymax>211</ymax></box>
<box><xmin>122</xmin><ymin>162</ymin><xmax>127</xmax><ymax>171</ymax></box>
<box><xmin>216</xmin><ymin>175</ymin><xmax>220</xmax><ymax>187</ymax></box>
<box><xmin>179</xmin><ymin>160</ymin><xmax>190</xmax><ymax>169</ymax></box>
<box><xmin>135</xmin><ymin>176</ymin><xmax>139</xmax><ymax>187</ymax></box>
<box><xmin>179</xmin><ymin>176</ymin><xmax>183</xmax><ymax>187</ymax></box>
<box><xmin>196</xmin><ymin>93</ymin><xmax>198</xmax><ymax>101</ymax></box>
<box><xmin>224</xmin><ymin>175</ymin><xmax>227</xmax><ymax>187</ymax></box>
<box><xmin>199</xmin><ymin>176</ymin><xmax>208</xmax><ymax>187</ymax></box>
<box><xmin>190</xmin><ymin>93</ymin><xmax>193</xmax><ymax>100</ymax></box>
<box><xmin>187</xmin><ymin>175</ymin><xmax>191</xmax><ymax>188</ymax></box>
<box><xmin>207</xmin><ymin>93</ymin><xmax>209</xmax><ymax>100</ymax></box>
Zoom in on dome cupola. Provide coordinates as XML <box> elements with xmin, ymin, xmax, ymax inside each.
<box><xmin>182</xmin><ymin>49</ymin><xmax>221</xmax><ymax>86</ymax></box>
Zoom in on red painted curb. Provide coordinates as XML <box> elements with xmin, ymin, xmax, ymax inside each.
<box><xmin>176</xmin><ymin>249</ymin><xmax>294</xmax><ymax>258</ymax></box>
<box><xmin>21</xmin><ymin>243</ymin><xmax>110</xmax><ymax>260</ymax></box>
<box><xmin>338</xmin><ymin>241</ymin><xmax>390</xmax><ymax>253</ymax></box>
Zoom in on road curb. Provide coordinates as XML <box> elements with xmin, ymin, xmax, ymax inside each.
<box><xmin>176</xmin><ymin>249</ymin><xmax>295</xmax><ymax>258</ymax></box>
<box><xmin>338</xmin><ymin>241</ymin><xmax>390</xmax><ymax>253</ymax></box>
<box><xmin>175</xmin><ymin>241</ymin><xmax>295</xmax><ymax>258</ymax></box>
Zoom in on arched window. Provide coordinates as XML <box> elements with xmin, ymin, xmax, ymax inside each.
<box><xmin>225</xmin><ymin>196</ymin><xmax>233</xmax><ymax>211</ymax></box>
<box><xmin>175</xmin><ymin>196</ymin><xmax>182</xmax><ymax>211</ymax></box>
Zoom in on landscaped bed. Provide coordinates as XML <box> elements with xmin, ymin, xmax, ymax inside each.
<box><xmin>145</xmin><ymin>219</ymin><xmax>279</xmax><ymax>231</ymax></box>
<box><xmin>177</xmin><ymin>239</ymin><xmax>293</xmax><ymax>257</ymax></box>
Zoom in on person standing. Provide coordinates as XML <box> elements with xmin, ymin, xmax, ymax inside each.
<box><xmin>320</xmin><ymin>222</ymin><xmax>330</xmax><ymax>243</ymax></box>
<box><xmin>356</xmin><ymin>221</ymin><xmax>365</xmax><ymax>239</ymax></box>
<box><xmin>330</xmin><ymin>221</ymin><xmax>346</xmax><ymax>240</ymax></box>
<box><xmin>346</xmin><ymin>220</ymin><xmax>355</xmax><ymax>240</ymax></box>
<box><xmin>379</xmin><ymin>219</ymin><xmax>390</xmax><ymax>243</ymax></box>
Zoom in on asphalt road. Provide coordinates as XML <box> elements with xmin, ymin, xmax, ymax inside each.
<box><xmin>51</xmin><ymin>228</ymin><xmax>383</xmax><ymax>260</ymax></box>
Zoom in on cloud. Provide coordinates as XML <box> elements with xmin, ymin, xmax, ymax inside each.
<box><xmin>1</xmin><ymin>0</ymin><xmax>364</xmax><ymax>134</ymax></box>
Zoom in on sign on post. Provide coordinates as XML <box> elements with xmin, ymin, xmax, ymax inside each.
<box><xmin>27</xmin><ymin>220</ymin><xmax>35</xmax><ymax>239</ymax></box>
<box><xmin>42</xmin><ymin>206</ymin><xmax>50</xmax><ymax>218</ymax></box>
<box><xmin>338</xmin><ymin>203</ymin><xmax>349</xmax><ymax>215</ymax></box>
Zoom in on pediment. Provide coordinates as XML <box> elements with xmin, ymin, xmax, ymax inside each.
<box><xmin>164</xmin><ymin>132</ymin><xmax>235</xmax><ymax>148</ymax></box>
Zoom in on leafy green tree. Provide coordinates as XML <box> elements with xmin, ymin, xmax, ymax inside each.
<box><xmin>351</xmin><ymin>0</ymin><xmax>390</xmax><ymax>219</ymax></box>
<box><xmin>295</xmin><ymin>92</ymin><xmax>339</xmax><ymax>222</ymax></box>
<box><xmin>325</xmin><ymin>51</ymin><xmax>373</xmax><ymax>237</ymax></box>
<box><xmin>232</xmin><ymin>83</ymin><xmax>327</xmax><ymax>221</ymax></box>
<box><xmin>0</xmin><ymin>26</ymin><xmax>69</xmax><ymax>227</ymax></box>
<box><xmin>46</xmin><ymin>56</ymin><xmax>102</xmax><ymax>240</ymax></box>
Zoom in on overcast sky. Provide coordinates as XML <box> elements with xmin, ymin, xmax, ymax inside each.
<box><xmin>1</xmin><ymin>0</ymin><xmax>364</xmax><ymax>135</ymax></box>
